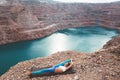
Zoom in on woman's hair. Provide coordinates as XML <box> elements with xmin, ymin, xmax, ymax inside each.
<box><xmin>65</xmin><ymin>62</ymin><xmax>71</xmax><ymax>67</ymax></box>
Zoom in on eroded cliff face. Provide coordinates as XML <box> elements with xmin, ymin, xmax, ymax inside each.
<box><xmin>0</xmin><ymin>0</ymin><xmax>58</xmax><ymax>44</ymax></box>
<box><xmin>0</xmin><ymin>0</ymin><xmax>120</xmax><ymax>45</ymax></box>
<box><xmin>0</xmin><ymin>34</ymin><xmax>120</xmax><ymax>80</ymax></box>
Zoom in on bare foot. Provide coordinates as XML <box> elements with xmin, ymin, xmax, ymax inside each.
<box><xmin>25</xmin><ymin>71</ymin><xmax>32</xmax><ymax>76</ymax></box>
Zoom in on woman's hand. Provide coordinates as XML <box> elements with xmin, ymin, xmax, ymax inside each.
<box><xmin>25</xmin><ymin>71</ymin><xmax>32</xmax><ymax>76</ymax></box>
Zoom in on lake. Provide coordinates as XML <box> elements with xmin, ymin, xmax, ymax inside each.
<box><xmin>0</xmin><ymin>26</ymin><xmax>119</xmax><ymax>75</ymax></box>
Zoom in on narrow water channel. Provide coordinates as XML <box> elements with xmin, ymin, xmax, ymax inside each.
<box><xmin>0</xmin><ymin>26</ymin><xmax>119</xmax><ymax>75</ymax></box>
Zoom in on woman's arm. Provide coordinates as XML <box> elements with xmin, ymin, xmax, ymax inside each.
<box><xmin>54</xmin><ymin>61</ymin><xmax>73</xmax><ymax>73</ymax></box>
<box><xmin>65</xmin><ymin>61</ymin><xmax>73</xmax><ymax>70</ymax></box>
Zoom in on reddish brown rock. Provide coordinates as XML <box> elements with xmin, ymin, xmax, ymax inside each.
<box><xmin>0</xmin><ymin>0</ymin><xmax>120</xmax><ymax>45</ymax></box>
<box><xmin>103</xmin><ymin>35</ymin><xmax>120</xmax><ymax>49</ymax></box>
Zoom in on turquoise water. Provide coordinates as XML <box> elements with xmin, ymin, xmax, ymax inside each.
<box><xmin>0</xmin><ymin>26</ymin><xmax>119</xmax><ymax>75</ymax></box>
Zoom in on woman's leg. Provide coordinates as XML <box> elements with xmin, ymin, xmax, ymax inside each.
<box><xmin>31</xmin><ymin>67</ymin><xmax>54</xmax><ymax>75</ymax></box>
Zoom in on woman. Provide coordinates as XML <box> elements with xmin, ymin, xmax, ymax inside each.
<box><xmin>26</xmin><ymin>59</ymin><xmax>73</xmax><ymax>76</ymax></box>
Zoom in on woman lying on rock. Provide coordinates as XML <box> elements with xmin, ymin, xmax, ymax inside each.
<box><xmin>26</xmin><ymin>59</ymin><xmax>73</xmax><ymax>76</ymax></box>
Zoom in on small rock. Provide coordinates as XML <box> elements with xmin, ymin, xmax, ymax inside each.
<box><xmin>74</xmin><ymin>75</ymin><xmax>79</xmax><ymax>80</ymax></box>
<box><xmin>86</xmin><ymin>66</ymin><xmax>89</xmax><ymax>68</ymax></box>
<box><xmin>100</xmin><ymin>56</ymin><xmax>102</xmax><ymax>58</ymax></box>
<box><xmin>69</xmin><ymin>78</ymin><xmax>72</xmax><ymax>80</ymax></box>
<box><xmin>98</xmin><ymin>69</ymin><xmax>102</xmax><ymax>72</ymax></box>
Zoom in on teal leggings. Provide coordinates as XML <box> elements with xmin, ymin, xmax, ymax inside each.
<box><xmin>32</xmin><ymin>60</ymin><xmax>71</xmax><ymax>75</ymax></box>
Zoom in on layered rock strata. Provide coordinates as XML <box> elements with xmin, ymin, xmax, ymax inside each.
<box><xmin>0</xmin><ymin>0</ymin><xmax>120</xmax><ymax>45</ymax></box>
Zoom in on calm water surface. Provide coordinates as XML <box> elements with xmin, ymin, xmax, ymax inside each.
<box><xmin>0</xmin><ymin>26</ymin><xmax>119</xmax><ymax>75</ymax></box>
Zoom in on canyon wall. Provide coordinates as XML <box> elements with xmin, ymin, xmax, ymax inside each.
<box><xmin>0</xmin><ymin>0</ymin><xmax>120</xmax><ymax>45</ymax></box>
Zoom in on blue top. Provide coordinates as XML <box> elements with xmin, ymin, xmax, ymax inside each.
<box><xmin>50</xmin><ymin>59</ymin><xmax>71</xmax><ymax>72</ymax></box>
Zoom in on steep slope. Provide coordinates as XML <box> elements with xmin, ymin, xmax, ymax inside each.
<box><xmin>0</xmin><ymin>0</ymin><xmax>120</xmax><ymax>45</ymax></box>
<box><xmin>103</xmin><ymin>35</ymin><xmax>120</xmax><ymax>49</ymax></box>
<box><xmin>0</xmin><ymin>0</ymin><xmax>58</xmax><ymax>44</ymax></box>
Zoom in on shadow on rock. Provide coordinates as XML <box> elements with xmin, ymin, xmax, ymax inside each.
<box><xmin>29</xmin><ymin>67</ymin><xmax>76</xmax><ymax>78</ymax></box>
